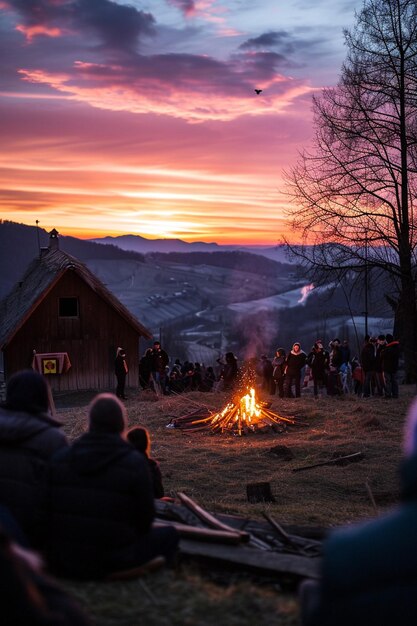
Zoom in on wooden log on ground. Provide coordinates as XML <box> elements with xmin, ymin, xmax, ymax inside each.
<box><xmin>179</xmin><ymin>540</ymin><xmax>321</xmax><ymax>580</ymax></box>
<box><xmin>154</xmin><ymin>521</ymin><xmax>244</xmax><ymax>544</ymax></box>
<box><xmin>292</xmin><ymin>451</ymin><xmax>364</xmax><ymax>473</ymax></box>
<box><xmin>177</xmin><ymin>492</ymin><xmax>250</xmax><ymax>542</ymax></box>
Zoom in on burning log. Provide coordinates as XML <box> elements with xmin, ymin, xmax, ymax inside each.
<box><xmin>169</xmin><ymin>387</ymin><xmax>296</xmax><ymax>435</ymax></box>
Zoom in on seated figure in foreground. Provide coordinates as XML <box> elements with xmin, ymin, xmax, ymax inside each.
<box><xmin>301</xmin><ymin>397</ymin><xmax>417</xmax><ymax>626</ymax></box>
<box><xmin>46</xmin><ymin>393</ymin><xmax>178</xmax><ymax>580</ymax></box>
<box><xmin>0</xmin><ymin>370</ymin><xmax>68</xmax><ymax>547</ymax></box>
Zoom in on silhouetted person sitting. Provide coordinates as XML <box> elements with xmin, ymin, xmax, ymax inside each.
<box><xmin>0</xmin><ymin>516</ymin><xmax>91</xmax><ymax>626</ymax></box>
<box><xmin>46</xmin><ymin>394</ymin><xmax>178</xmax><ymax>580</ymax></box>
<box><xmin>0</xmin><ymin>370</ymin><xmax>68</xmax><ymax>548</ymax></box>
<box><xmin>127</xmin><ymin>427</ymin><xmax>164</xmax><ymax>499</ymax></box>
<box><xmin>301</xmin><ymin>396</ymin><xmax>417</xmax><ymax>626</ymax></box>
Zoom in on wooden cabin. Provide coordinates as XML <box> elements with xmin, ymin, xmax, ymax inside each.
<box><xmin>0</xmin><ymin>229</ymin><xmax>152</xmax><ymax>391</ymax></box>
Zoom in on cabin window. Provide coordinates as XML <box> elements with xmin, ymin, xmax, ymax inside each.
<box><xmin>59</xmin><ymin>297</ymin><xmax>79</xmax><ymax>318</ymax></box>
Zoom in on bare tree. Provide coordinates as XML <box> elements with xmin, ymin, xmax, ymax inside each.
<box><xmin>286</xmin><ymin>0</ymin><xmax>417</xmax><ymax>381</ymax></box>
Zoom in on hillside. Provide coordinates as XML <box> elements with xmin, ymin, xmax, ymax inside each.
<box><xmin>57</xmin><ymin>387</ymin><xmax>413</xmax><ymax>626</ymax></box>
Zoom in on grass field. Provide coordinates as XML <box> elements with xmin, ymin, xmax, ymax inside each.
<box><xmin>56</xmin><ymin>386</ymin><xmax>415</xmax><ymax>625</ymax></box>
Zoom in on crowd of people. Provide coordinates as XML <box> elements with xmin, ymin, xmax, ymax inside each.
<box><xmin>132</xmin><ymin>334</ymin><xmax>400</xmax><ymax>400</ymax></box>
<box><xmin>0</xmin><ymin>369</ymin><xmax>178</xmax><ymax>623</ymax></box>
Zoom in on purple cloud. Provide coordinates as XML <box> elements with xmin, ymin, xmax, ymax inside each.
<box><xmin>166</xmin><ymin>0</ymin><xmax>196</xmax><ymax>16</ymax></box>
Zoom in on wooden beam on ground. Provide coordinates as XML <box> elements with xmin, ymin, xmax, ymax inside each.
<box><xmin>292</xmin><ymin>451</ymin><xmax>364</xmax><ymax>473</ymax></box>
<box><xmin>177</xmin><ymin>492</ymin><xmax>250</xmax><ymax>542</ymax></box>
<box><xmin>154</xmin><ymin>521</ymin><xmax>244</xmax><ymax>544</ymax></box>
<box><xmin>179</xmin><ymin>540</ymin><xmax>321</xmax><ymax>580</ymax></box>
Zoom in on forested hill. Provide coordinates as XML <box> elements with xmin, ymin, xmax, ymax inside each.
<box><xmin>149</xmin><ymin>251</ymin><xmax>293</xmax><ymax>277</ymax></box>
<box><xmin>0</xmin><ymin>221</ymin><xmax>145</xmax><ymax>299</ymax></box>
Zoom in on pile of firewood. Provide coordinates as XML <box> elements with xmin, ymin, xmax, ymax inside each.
<box><xmin>155</xmin><ymin>493</ymin><xmax>323</xmax><ymax>583</ymax></box>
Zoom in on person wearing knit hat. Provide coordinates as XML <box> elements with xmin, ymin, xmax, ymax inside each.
<box><xmin>46</xmin><ymin>393</ymin><xmax>178</xmax><ymax>579</ymax></box>
<box><xmin>0</xmin><ymin>370</ymin><xmax>68</xmax><ymax>547</ymax></box>
<box><xmin>284</xmin><ymin>342</ymin><xmax>307</xmax><ymax>398</ymax></box>
<box><xmin>300</xmin><ymin>397</ymin><xmax>417</xmax><ymax>626</ymax></box>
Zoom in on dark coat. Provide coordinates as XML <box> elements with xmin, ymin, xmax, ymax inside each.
<box><xmin>114</xmin><ymin>354</ymin><xmax>127</xmax><ymax>377</ymax></box>
<box><xmin>0</xmin><ymin>407</ymin><xmax>68</xmax><ymax>546</ymax></box>
<box><xmin>381</xmin><ymin>341</ymin><xmax>400</xmax><ymax>373</ymax></box>
<box><xmin>272</xmin><ymin>355</ymin><xmax>286</xmax><ymax>380</ymax></box>
<box><xmin>46</xmin><ymin>432</ymin><xmax>155</xmax><ymax>579</ymax></box>
<box><xmin>152</xmin><ymin>348</ymin><xmax>169</xmax><ymax>374</ymax></box>
<box><xmin>285</xmin><ymin>351</ymin><xmax>306</xmax><ymax>377</ymax></box>
<box><xmin>147</xmin><ymin>457</ymin><xmax>164</xmax><ymax>499</ymax></box>
<box><xmin>307</xmin><ymin>349</ymin><xmax>330</xmax><ymax>378</ymax></box>
<box><xmin>310</xmin><ymin>453</ymin><xmax>417</xmax><ymax>626</ymax></box>
<box><xmin>361</xmin><ymin>342</ymin><xmax>376</xmax><ymax>372</ymax></box>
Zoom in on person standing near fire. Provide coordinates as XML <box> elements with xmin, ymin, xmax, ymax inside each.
<box><xmin>115</xmin><ymin>347</ymin><xmax>128</xmax><ymax>400</ymax></box>
<box><xmin>151</xmin><ymin>341</ymin><xmax>169</xmax><ymax>394</ymax></box>
<box><xmin>284</xmin><ymin>343</ymin><xmax>307</xmax><ymax>398</ymax></box>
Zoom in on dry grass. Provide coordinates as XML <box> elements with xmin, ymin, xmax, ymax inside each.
<box><xmin>56</xmin><ymin>386</ymin><xmax>415</xmax><ymax>625</ymax></box>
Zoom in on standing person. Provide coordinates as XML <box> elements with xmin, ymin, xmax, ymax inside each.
<box><xmin>46</xmin><ymin>394</ymin><xmax>178</xmax><ymax>580</ymax></box>
<box><xmin>381</xmin><ymin>333</ymin><xmax>400</xmax><ymax>399</ymax></box>
<box><xmin>272</xmin><ymin>348</ymin><xmax>286</xmax><ymax>398</ymax></box>
<box><xmin>375</xmin><ymin>335</ymin><xmax>387</xmax><ymax>396</ymax></box>
<box><xmin>307</xmin><ymin>341</ymin><xmax>330</xmax><ymax>398</ymax></box>
<box><xmin>115</xmin><ymin>347</ymin><xmax>128</xmax><ymax>400</ymax></box>
<box><xmin>361</xmin><ymin>336</ymin><xmax>376</xmax><ymax>398</ymax></box>
<box><xmin>222</xmin><ymin>352</ymin><xmax>239</xmax><ymax>391</ymax></box>
<box><xmin>151</xmin><ymin>341</ymin><xmax>169</xmax><ymax>394</ymax></box>
<box><xmin>0</xmin><ymin>370</ymin><xmax>68</xmax><ymax>547</ymax></box>
<box><xmin>127</xmin><ymin>427</ymin><xmax>164</xmax><ymax>499</ymax></box>
<box><xmin>139</xmin><ymin>348</ymin><xmax>154</xmax><ymax>390</ymax></box>
<box><xmin>284</xmin><ymin>343</ymin><xmax>307</xmax><ymax>398</ymax></box>
<box><xmin>260</xmin><ymin>355</ymin><xmax>275</xmax><ymax>394</ymax></box>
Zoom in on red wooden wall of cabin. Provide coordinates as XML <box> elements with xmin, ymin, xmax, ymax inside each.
<box><xmin>4</xmin><ymin>269</ymin><xmax>143</xmax><ymax>391</ymax></box>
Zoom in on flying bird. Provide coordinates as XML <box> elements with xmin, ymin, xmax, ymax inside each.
<box><xmin>254</xmin><ymin>89</ymin><xmax>262</xmax><ymax>94</ymax></box>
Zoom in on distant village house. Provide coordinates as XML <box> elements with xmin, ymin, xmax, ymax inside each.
<box><xmin>0</xmin><ymin>229</ymin><xmax>152</xmax><ymax>391</ymax></box>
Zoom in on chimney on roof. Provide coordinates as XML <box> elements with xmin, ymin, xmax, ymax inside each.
<box><xmin>49</xmin><ymin>228</ymin><xmax>59</xmax><ymax>252</ymax></box>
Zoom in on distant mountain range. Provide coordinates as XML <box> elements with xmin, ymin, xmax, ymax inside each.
<box><xmin>90</xmin><ymin>234</ymin><xmax>292</xmax><ymax>263</ymax></box>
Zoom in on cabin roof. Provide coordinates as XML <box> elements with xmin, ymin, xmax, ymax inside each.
<box><xmin>0</xmin><ymin>248</ymin><xmax>152</xmax><ymax>348</ymax></box>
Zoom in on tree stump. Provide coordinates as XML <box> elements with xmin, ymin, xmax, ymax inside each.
<box><xmin>246</xmin><ymin>482</ymin><xmax>275</xmax><ymax>503</ymax></box>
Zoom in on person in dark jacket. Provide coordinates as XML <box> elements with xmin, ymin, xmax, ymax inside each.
<box><xmin>139</xmin><ymin>348</ymin><xmax>154</xmax><ymax>390</ymax></box>
<box><xmin>259</xmin><ymin>355</ymin><xmax>275</xmax><ymax>394</ymax></box>
<box><xmin>114</xmin><ymin>347</ymin><xmax>128</xmax><ymax>399</ymax></box>
<box><xmin>220</xmin><ymin>352</ymin><xmax>239</xmax><ymax>391</ymax></box>
<box><xmin>307</xmin><ymin>341</ymin><xmax>330</xmax><ymax>398</ymax></box>
<box><xmin>46</xmin><ymin>394</ymin><xmax>178</xmax><ymax>580</ymax></box>
<box><xmin>361</xmin><ymin>336</ymin><xmax>377</xmax><ymax>397</ymax></box>
<box><xmin>300</xmin><ymin>397</ymin><xmax>417</xmax><ymax>626</ymax></box>
<box><xmin>127</xmin><ymin>427</ymin><xmax>164</xmax><ymax>499</ymax></box>
<box><xmin>151</xmin><ymin>341</ymin><xmax>169</xmax><ymax>394</ymax></box>
<box><xmin>0</xmin><ymin>370</ymin><xmax>68</xmax><ymax>548</ymax></box>
<box><xmin>272</xmin><ymin>348</ymin><xmax>286</xmax><ymax>398</ymax></box>
<box><xmin>381</xmin><ymin>333</ymin><xmax>400</xmax><ymax>398</ymax></box>
<box><xmin>284</xmin><ymin>343</ymin><xmax>307</xmax><ymax>398</ymax></box>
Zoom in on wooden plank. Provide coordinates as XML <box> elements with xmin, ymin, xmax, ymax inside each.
<box><xmin>179</xmin><ymin>540</ymin><xmax>321</xmax><ymax>579</ymax></box>
<box><xmin>154</xmin><ymin>521</ymin><xmax>244</xmax><ymax>544</ymax></box>
<box><xmin>177</xmin><ymin>492</ymin><xmax>250</xmax><ymax>542</ymax></box>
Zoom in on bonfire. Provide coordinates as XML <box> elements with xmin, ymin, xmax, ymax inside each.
<box><xmin>169</xmin><ymin>384</ymin><xmax>295</xmax><ymax>436</ymax></box>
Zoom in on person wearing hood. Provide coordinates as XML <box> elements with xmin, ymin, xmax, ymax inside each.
<box><xmin>284</xmin><ymin>343</ymin><xmax>307</xmax><ymax>398</ymax></box>
<box><xmin>46</xmin><ymin>394</ymin><xmax>178</xmax><ymax>580</ymax></box>
<box><xmin>0</xmin><ymin>370</ymin><xmax>68</xmax><ymax>547</ymax></box>
<box><xmin>300</xmin><ymin>397</ymin><xmax>417</xmax><ymax>626</ymax></box>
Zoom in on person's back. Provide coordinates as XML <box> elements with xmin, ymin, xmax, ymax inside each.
<box><xmin>46</xmin><ymin>394</ymin><xmax>177</xmax><ymax>579</ymax></box>
<box><xmin>0</xmin><ymin>370</ymin><xmax>68</xmax><ymax>547</ymax></box>
<box><xmin>127</xmin><ymin>426</ymin><xmax>165</xmax><ymax>499</ymax></box>
<box><xmin>301</xmin><ymin>397</ymin><xmax>417</xmax><ymax>626</ymax></box>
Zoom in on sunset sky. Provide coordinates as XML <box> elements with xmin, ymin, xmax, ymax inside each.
<box><xmin>0</xmin><ymin>0</ymin><xmax>362</xmax><ymax>244</ymax></box>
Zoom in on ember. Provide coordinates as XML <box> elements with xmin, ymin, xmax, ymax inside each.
<box><xmin>170</xmin><ymin>386</ymin><xmax>295</xmax><ymax>435</ymax></box>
